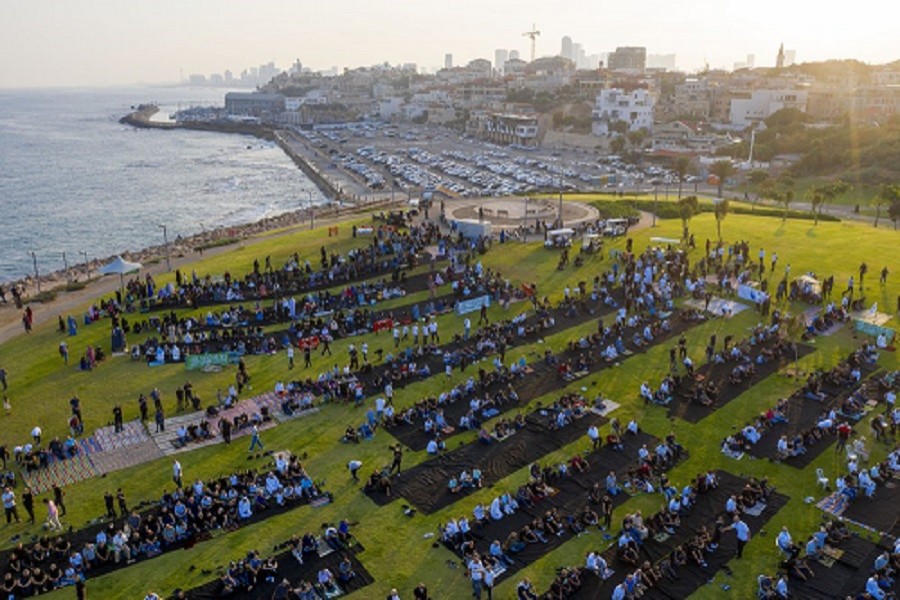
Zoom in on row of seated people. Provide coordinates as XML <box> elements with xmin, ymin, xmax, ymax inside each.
<box><xmin>174</xmin><ymin>406</ymin><xmax>273</xmax><ymax>449</ymax></box>
<box><xmin>11</xmin><ymin>436</ymin><xmax>81</xmax><ymax>474</ymax></box>
<box><xmin>833</xmin><ymin>454</ymin><xmax>897</xmax><ymax>502</ymax></box>
<box><xmin>137</xmin><ymin>226</ymin><xmax>437</xmax><ymax>307</ymax></box>
<box><xmin>0</xmin><ymin>457</ymin><xmax>322</xmax><ymax>597</ymax></box>
<box><xmin>564</xmin><ymin>475</ymin><xmax>771</xmax><ymax>599</ymax></box>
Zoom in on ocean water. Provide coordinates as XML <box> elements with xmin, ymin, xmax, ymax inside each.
<box><xmin>0</xmin><ymin>86</ymin><xmax>321</xmax><ymax>283</ymax></box>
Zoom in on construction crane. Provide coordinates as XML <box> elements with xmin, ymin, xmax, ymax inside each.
<box><xmin>523</xmin><ymin>23</ymin><xmax>540</xmax><ymax>62</ymax></box>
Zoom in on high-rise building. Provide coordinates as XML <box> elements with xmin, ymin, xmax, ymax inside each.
<box><xmin>561</xmin><ymin>36</ymin><xmax>573</xmax><ymax>60</ymax></box>
<box><xmin>445</xmin><ymin>54</ymin><xmax>453</xmax><ymax>69</ymax></box>
<box><xmin>647</xmin><ymin>54</ymin><xmax>676</xmax><ymax>70</ymax></box>
<box><xmin>608</xmin><ymin>47</ymin><xmax>647</xmax><ymax>72</ymax></box>
<box><xmin>784</xmin><ymin>50</ymin><xmax>796</xmax><ymax>67</ymax></box>
<box><xmin>776</xmin><ymin>44</ymin><xmax>785</xmax><ymax>69</ymax></box>
<box><xmin>746</xmin><ymin>54</ymin><xmax>755</xmax><ymax>68</ymax></box>
<box><xmin>509</xmin><ymin>49</ymin><xmax>520</xmax><ymax>61</ymax></box>
<box><xmin>494</xmin><ymin>49</ymin><xmax>509</xmax><ymax>75</ymax></box>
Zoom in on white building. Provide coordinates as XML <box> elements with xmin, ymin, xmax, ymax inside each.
<box><xmin>592</xmin><ymin>88</ymin><xmax>655</xmax><ymax>135</ymax></box>
<box><xmin>729</xmin><ymin>89</ymin><xmax>808</xmax><ymax>128</ymax></box>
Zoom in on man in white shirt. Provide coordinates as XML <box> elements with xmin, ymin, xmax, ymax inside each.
<box><xmin>587</xmin><ymin>424</ymin><xmax>601</xmax><ymax>450</ymax></box>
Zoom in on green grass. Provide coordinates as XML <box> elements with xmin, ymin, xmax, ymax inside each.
<box><xmin>1</xmin><ymin>214</ymin><xmax>898</xmax><ymax>599</ymax></box>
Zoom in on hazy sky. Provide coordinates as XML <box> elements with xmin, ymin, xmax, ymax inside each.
<box><xmin>2</xmin><ymin>0</ymin><xmax>897</xmax><ymax>88</ymax></box>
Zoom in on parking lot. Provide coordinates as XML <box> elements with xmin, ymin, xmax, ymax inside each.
<box><xmin>285</xmin><ymin>122</ymin><xmax>697</xmax><ymax>203</ymax></box>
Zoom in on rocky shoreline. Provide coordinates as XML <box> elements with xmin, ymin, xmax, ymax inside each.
<box><xmin>1</xmin><ymin>197</ymin><xmax>404</xmax><ymax>306</ymax></box>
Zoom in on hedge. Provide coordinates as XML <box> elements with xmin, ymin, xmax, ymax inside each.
<box><xmin>590</xmin><ymin>199</ymin><xmax>841</xmax><ymax>223</ymax></box>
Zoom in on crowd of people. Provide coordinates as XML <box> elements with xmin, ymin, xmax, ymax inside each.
<box><xmin>0</xmin><ymin>453</ymin><xmax>323</xmax><ymax>597</ymax></box>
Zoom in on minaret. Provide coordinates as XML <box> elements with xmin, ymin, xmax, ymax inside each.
<box><xmin>776</xmin><ymin>43</ymin><xmax>785</xmax><ymax>69</ymax></box>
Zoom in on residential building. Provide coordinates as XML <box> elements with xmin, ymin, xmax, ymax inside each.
<box><xmin>445</xmin><ymin>54</ymin><xmax>453</xmax><ymax>69</ymax></box>
<box><xmin>224</xmin><ymin>92</ymin><xmax>285</xmax><ymax>116</ymax></box>
<box><xmin>673</xmin><ymin>78</ymin><xmax>712</xmax><ymax>119</ymax></box>
<box><xmin>592</xmin><ymin>88</ymin><xmax>656</xmax><ymax>135</ymax></box>
<box><xmin>728</xmin><ymin>89</ymin><xmax>807</xmax><ymax>128</ymax></box>
<box><xmin>561</xmin><ymin>36</ymin><xmax>573</xmax><ymax>60</ymax></box>
<box><xmin>467</xmin><ymin>112</ymin><xmax>539</xmax><ymax>146</ymax></box>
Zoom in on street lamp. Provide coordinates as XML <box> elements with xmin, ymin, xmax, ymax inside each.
<box><xmin>651</xmin><ymin>179</ymin><xmax>661</xmax><ymax>228</ymax></box>
<box><xmin>159</xmin><ymin>225</ymin><xmax>171</xmax><ymax>272</ymax></box>
<box><xmin>307</xmin><ymin>190</ymin><xmax>315</xmax><ymax>230</ymax></box>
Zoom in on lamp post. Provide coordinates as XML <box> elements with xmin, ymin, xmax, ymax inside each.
<box><xmin>159</xmin><ymin>225</ymin><xmax>171</xmax><ymax>272</ymax></box>
<box><xmin>557</xmin><ymin>161</ymin><xmax>563</xmax><ymax>227</ymax></box>
<box><xmin>651</xmin><ymin>179</ymin><xmax>660</xmax><ymax>228</ymax></box>
<box><xmin>307</xmin><ymin>190</ymin><xmax>315</xmax><ymax>230</ymax></box>
<box><xmin>62</xmin><ymin>252</ymin><xmax>70</xmax><ymax>284</ymax></box>
<box><xmin>31</xmin><ymin>251</ymin><xmax>40</xmax><ymax>293</ymax></box>
<box><xmin>82</xmin><ymin>251</ymin><xmax>90</xmax><ymax>281</ymax></box>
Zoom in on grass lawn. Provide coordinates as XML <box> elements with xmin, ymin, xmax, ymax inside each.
<box><xmin>0</xmin><ymin>211</ymin><xmax>897</xmax><ymax>599</ymax></box>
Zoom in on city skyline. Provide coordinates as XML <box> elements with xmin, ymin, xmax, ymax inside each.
<box><xmin>1</xmin><ymin>0</ymin><xmax>897</xmax><ymax>89</ymax></box>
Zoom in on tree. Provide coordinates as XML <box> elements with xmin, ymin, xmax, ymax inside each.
<box><xmin>673</xmin><ymin>156</ymin><xmax>693</xmax><ymax>199</ymax></box>
<box><xmin>812</xmin><ymin>179</ymin><xmax>849</xmax><ymax>221</ymax></box>
<box><xmin>747</xmin><ymin>170</ymin><xmax>769</xmax><ymax>210</ymax></box>
<box><xmin>889</xmin><ymin>198</ymin><xmax>900</xmax><ymax>230</ymax></box>
<box><xmin>811</xmin><ymin>192</ymin><xmax>825</xmax><ymax>225</ymax></box>
<box><xmin>874</xmin><ymin>183</ymin><xmax>900</xmax><ymax>228</ymax></box>
<box><xmin>709</xmin><ymin>160</ymin><xmax>735</xmax><ymax>198</ymax></box>
<box><xmin>781</xmin><ymin>190</ymin><xmax>795</xmax><ymax>222</ymax></box>
<box><xmin>609</xmin><ymin>136</ymin><xmax>626</xmax><ymax>155</ymax></box>
<box><xmin>714</xmin><ymin>199</ymin><xmax>730</xmax><ymax>241</ymax></box>
<box><xmin>678</xmin><ymin>195</ymin><xmax>700</xmax><ymax>240</ymax></box>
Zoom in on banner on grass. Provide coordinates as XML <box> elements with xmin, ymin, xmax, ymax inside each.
<box><xmin>854</xmin><ymin>319</ymin><xmax>895</xmax><ymax>343</ymax></box>
<box><xmin>185</xmin><ymin>352</ymin><xmax>240</xmax><ymax>371</ymax></box>
<box><xmin>456</xmin><ymin>294</ymin><xmax>490</xmax><ymax>316</ymax></box>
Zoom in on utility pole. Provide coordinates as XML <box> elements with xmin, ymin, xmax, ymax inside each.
<box><xmin>307</xmin><ymin>190</ymin><xmax>315</xmax><ymax>230</ymax></box>
<box><xmin>62</xmin><ymin>252</ymin><xmax>70</xmax><ymax>284</ymax></box>
<box><xmin>31</xmin><ymin>251</ymin><xmax>40</xmax><ymax>293</ymax></box>
<box><xmin>82</xmin><ymin>251</ymin><xmax>90</xmax><ymax>281</ymax></box>
<box><xmin>652</xmin><ymin>180</ymin><xmax>659</xmax><ymax>228</ymax></box>
<box><xmin>159</xmin><ymin>225</ymin><xmax>171</xmax><ymax>272</ymax></box>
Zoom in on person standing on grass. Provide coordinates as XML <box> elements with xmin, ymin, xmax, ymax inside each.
<box><xmin>44</xmin><ymin>498</ymin><xmax>62</xmax><ymax>530</ymax></box>
<box><xmin>287</xmin><ymin>345</ymin><xmax>295</xmax><ymax>369</ymax></box>
<box><xmin>0</xmin><ymin>366</ymin><xmax>6</xmax><ymax>391</ymax></box>
<box><xmin>53</xmin><ymin>484</ymin><xmax>66</xmax><ymax>517</ymax></box>
<box><xmin>21</xmin><ymin>487</ymin><xmax>35</xmax><ymax>524</ymax></box>
<box><xmin>2</xmin><ymin>487</ymin><xmax>19</xmax><ymax>524</ymax></box>
<box><xmin>104</xmin><ymin>491</ymin><xmax>116</xmax><ymax>519</ymax></box>
<box><xmin>173</xmin><ymin>459</ymin><xmax>183</xmax><ymax>488</ymax></box>
<box><xmin>730</xmin><ymin>515</ymin><xmax>751</xmax><ymax>558</ymax></box>
<box><xmin>248</xmin><ymin>424</ymin><xmax>264</xmax><ymax>452</ymax></box>
<box><xmin>348</xmin><ymin>460</ymin><xmax>362</xmax><ymax>482</ymax></box>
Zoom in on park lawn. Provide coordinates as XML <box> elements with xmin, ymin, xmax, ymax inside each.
<box><xmin>1</xmin><ymin>211</ymin><xmax>897</xmax><ymax>599</ymax></box>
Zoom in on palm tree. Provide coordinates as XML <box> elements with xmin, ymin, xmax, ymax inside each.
<box><xmin>714</xmin><ymin>199</ymin><xmax>730</xmax><ymax>241</ymax></box>
<box><xmin>811</xmin><ymin>192</ymin><xmax>825</xmax><ymax>225</ymax></box>
<box><xmin>709</xmin><ymin>160</ymin><xmax>735</xmax><ymax>198</ymax></box>
<box><xmin>889</xmin><ymin>197</ymin><xmax>900</xmax><ymax>230</ymax></box>
<box><xmin>673</xmin><ymin>156</ymin><xmax>692</xmax><ymax>199</ymax></box>
<box><xmin>678</xmin><ymin>195</ymin><xmax>700</xmax><ymax>241</ymax></box>
<box><xmin>875</xmin><ymin>184</ymin><xmax>899</xmax><ymax>228</ymax></box>
<box><xmin>813</xmin><ymin>180</ymin><xmax>849</xmax><ymax>221</ymax></box>
<box><xmin>782</xmin><ymin>190</ymin><xmax>795</xmax><ymax>222</ymax></box>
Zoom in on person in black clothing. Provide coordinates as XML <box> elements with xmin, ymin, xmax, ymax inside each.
<box><xmin>21</xmin><ymin>487</ymin><xmax>35</xmax><ymax>524</ymax></box>
<box><xmin>220</xmin><ymin>418</ymin><xmax>232</xmax><ymax>444</ymax></box>
<box><xmin>0</xmin><ymin>445</ymin><xmax>7</xmax><ymax>470</ymax></box>
<box><xmin>138</xmin><ymin>394</ymin><xmax>148</xmax><ymax>422</ymax></box>
<box><xmin>104</xmin><ymin>491</ymin><xmax>116</xmax><ymax>519</ymax></box>
<box><xmin>390</xmin><ymin>445</ymin><xmax>403</xmax><ymax>475</ymax></box>
<box><xmin>304</xmin><ymin>346</ymin><xmax>312</xmax><ymax>368</ymax></box>
<box><xmin>53</xmin><ymin>484</ymin><xmax>66</xmax><ymax>517</ymax></box>
<box><xmin>116</xmin><ymin>488</ymin><xmax>127</xmax><ymax>516</ymax></box>
<box><xmin>413</xmin><ymin>583</ymin><xmax>429</xmax><ymax>600</ymax></box>
<box><xmin>599</xmin><ymin>494</ymin><xmax>613</xmax><ymax>530</ymax></box>
<box><xmin>113</xmin><ymin>405</ymin><xmax>123</xmax><ymax>433</ymax></box>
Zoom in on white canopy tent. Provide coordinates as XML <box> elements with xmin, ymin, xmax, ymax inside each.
<box><xmin>98</xmin><ymin>256</ymin><xmax>142</xmax><ymax>296</ymax></box>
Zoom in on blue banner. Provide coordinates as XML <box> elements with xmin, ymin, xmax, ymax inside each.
<box><xmin>456</xmin><ymin>294</ymin><xmax>491</xmax><ymax>316</ymax></box>
<box><xmin>854</xmin><ymin>319</ymin><xmax>896</xmax><ymax>343</ymax></box>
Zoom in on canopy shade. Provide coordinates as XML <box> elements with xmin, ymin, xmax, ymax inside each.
<box><xmin>98</xmin><ymin>256</ymin><xmax>142</xmax><ymax>276</ymax></box>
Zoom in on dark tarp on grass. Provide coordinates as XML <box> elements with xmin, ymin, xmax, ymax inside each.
<box><xmin>444</xmin><ymin>432</ymin><xmax>682</xmax><ymax>581</ymax></box>
<box><xmin>563</xmin><ymin>471</ymin><xmax>788</xmax><ymax>599</ymax></box>
<box><xmin>747</xmin><ymin>361</ymin><xmax>882</xmax><ymax>468</ymax></box>
<box><xmin>839</xmin><ymin>477</ymin><xmax>900</xmax><ymax>536</ymax></box>
<box><xmin>386</xmin><ymin>308</ymin><xmax>700</xmax><ymax>451</ymax></box>
<box><xmin>785</xmin><ymin>534</ymin><xmax>898</xmax><ymax>600</ymax></box>
<box><xmin>368</xmin><ymin>411</ymin><xmax>608</xmax><ymax>514</ymax></box>
<box><xmin>182</xmin><ymin>543</ymin><xmax>373</xmax><ymax>599</ymax></box>
<box><xmin>668</xmin><ymin>342</ymin><xmax>816</xmax><ymax>423</ymax></box>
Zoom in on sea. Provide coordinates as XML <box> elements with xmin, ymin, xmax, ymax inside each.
<box><xmin>0</xmin><ymin>86</ymin><xmax>322</xmax><ymax>283</ymax></box>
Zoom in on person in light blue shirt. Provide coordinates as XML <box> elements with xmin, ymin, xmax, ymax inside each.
<box><xmin>730</xmin><ymin>516</ymin><xmax>750</xmax><ymax>558</ymax></box>
<box><xmin>866</xmin><ymin>574</ymin><xmax>886</xmax><ymax>600</ymax></box>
